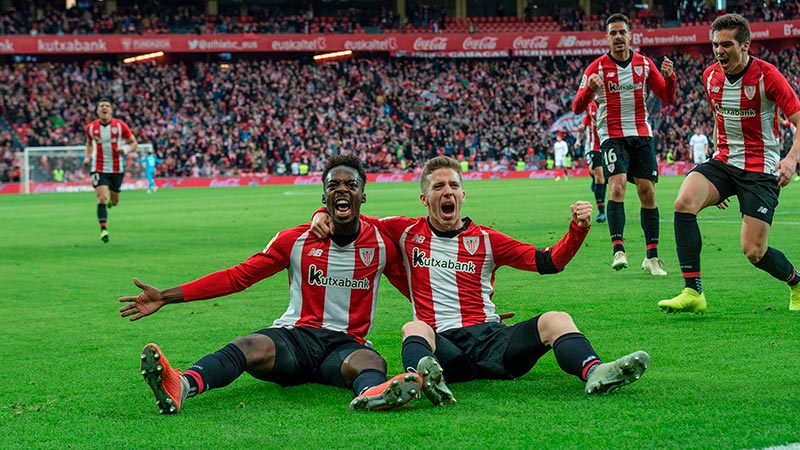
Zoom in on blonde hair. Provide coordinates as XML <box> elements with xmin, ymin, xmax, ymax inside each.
<box><xmin>420</xmin><ymin>156</ymin><xmax>462</xmax><ymax>193</ymax></box>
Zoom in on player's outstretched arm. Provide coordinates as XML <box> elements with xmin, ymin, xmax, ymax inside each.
<box><xmin>119</xmin><ymin>278</ymin><xmax>183</xmax><ymax>321</ymax></box>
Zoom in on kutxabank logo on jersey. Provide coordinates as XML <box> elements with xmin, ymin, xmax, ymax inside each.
<box><xmin>307</xmin><ymin>264</ymin><xmax>370</xmax><ymax>289</ymax></box>
<box><xmin>411</xmin><ymin>247</ymin><xmax>476</xmax><ymax>273</ymax></box>
<box><xmin>712</xmin><ymin>101</ymin><xmax>756</xmax><ymax>118</ymax></box>
<box><xmin>607</xmin><ymin>81</ymin><xmax>643</xmax><ymax>93</ymax></box>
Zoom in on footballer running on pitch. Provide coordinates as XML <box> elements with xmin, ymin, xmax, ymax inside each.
<box><xmin>572</xmin><ymin>13</ymin><xmax>676</xmax><ymax>276</ymax></box>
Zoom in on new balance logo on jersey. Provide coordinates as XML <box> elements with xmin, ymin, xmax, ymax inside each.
<box><xmin>411</xmin><ymin>235</ymin><xmax>425</xmax><ymax>243</ymax></box>
<box><xmin>411</xmin><ymin>247</ymin><xmax>476</xmax><ymax>273</ymax></box>
<box><xmin>307</xmin><ymin>248</ymin><xmax>324</xmax><ymax>257</ymax></box>
<box><xmin>711</xmin><ymin>86</ymin><xmax>721</xmax><ymax>93</ymax></box>
<box><xmin>606</xmin><ymin>72</ymin><xmax>615</xmax><ymax>78</ymax></box>
<box><xmin>757</xmin><ymin>206</ymin><xmax>768</xmax><ymax>215</ymax></box>
<box><xmin>307</xmin><ymin>264</ymin><xmax>370</xmax><ymax>289</ymax></box>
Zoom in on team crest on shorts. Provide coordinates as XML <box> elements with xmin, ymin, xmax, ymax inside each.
<box><xmin>744</xmin><ymin>86</ymin><xmax>756</xmax><ymax>100</ymax></box>
<box><xmin>607</xmin><ymin>163</ymin><xmax>615</xmax><ymax>173</ymax></box>
<box><xmin>359</xmin><ymin>248</ymin><xmax>375</xmax><ymax>266</ymax></box>
<box><xmin>462</xmin><ymin>236</ymin><xmax>480</xmax><ymax>255</ymax></box>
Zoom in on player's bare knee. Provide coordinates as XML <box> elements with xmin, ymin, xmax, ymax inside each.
<box><xmin>637</xmin><ymin>189</ymin><xmax>656</xmax><ymax>206</ymax></box>
<box><xmin>538</xmin><ymin>311</ymin><xmax>578</xmax><ymax>344</ymax></box>
<box><xmin>344</xmin><ymin>348</ymin><xmax>387</xmax><ymax>373</ymax></box>
<box><xmin>608</xmin><ymin>184</ymin><xmax>626</xmax><ymax>201</ymax></box>
<box><xmin>673</xmin><ymin>196</ymin><xmax>691</xmax><ymax>212</ymax></box>
<box><xmin>232</xmin><ymin>334</ymin><xmax>275</xmax><ymax>366</ymax></box>
<box><xmin>743</xmin><ymin>244</ymin><xmax>767</xmax><ymax>264</ymax></box>
<box><xmin>401</xmin><ymin>320</ymin><xmax>434</xmax><ymax>341</ymax></box>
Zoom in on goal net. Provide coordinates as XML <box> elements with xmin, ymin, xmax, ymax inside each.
<box><xmin>22</xmin><ymin>144</ymin><xmax>152</xmax><ymax>194</ymax></box>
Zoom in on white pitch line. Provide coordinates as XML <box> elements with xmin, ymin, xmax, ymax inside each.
<box><xmin>744</xmin><ymin>444</ymin><xmax>800</xmax><ymax>450</ymax></box>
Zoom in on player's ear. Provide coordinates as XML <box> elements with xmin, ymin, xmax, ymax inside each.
<box><xmin>361</xmin><ymin>192</ymin><xmax>366</xmax><ymax>203</ymax></box>
<box><xmin>420</xmin><ymin>193</ymin><xmax>428</xmax><ymax>207</ymax></box>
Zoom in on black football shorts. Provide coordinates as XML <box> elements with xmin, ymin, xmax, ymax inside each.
<box><xmin>692</xmin><ymin>159</ymin><xmax>780</xmax><ymax>224</ymax></box>
<box><xmin>600</xmin><ymin>137</ymin><xmax>658</xmax><ymax>183</ymax></box>
<box><xmin>254</xmin><ymin>326</ymin><xmax>379</xmax><ymax>388</ymax></box>
<box><xmin>91</xmin><ymin>172</ymin><xmax>124</xmax><ymax>192</ymax></box>
<box><xmin>434</xmin><ymin>316</ymin><xmax>550</xmax><ymax>382</ymax></box>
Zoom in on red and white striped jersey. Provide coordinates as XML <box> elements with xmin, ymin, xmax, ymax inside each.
<box><xmin>573</xmin><ymin>52</ymin><xmax>676</xmax><ymax>143</ymax></box>
<box><xmin>366</xmin><ymin>215</ymin><xmax>589</xmax><ymax>333</ymax></box>
<box><xmin>703</xmin><ymin>57</ymin><xmax>800</xmax><ymax>173</ymax></box>
<box><xmin>85</xmin><ymin>118</ymin><xmax>133</xmax><ymax>173</ymax></box>
<box><xmin>180</xmin><ymin>220</ymin><xmax>399</xmax><ymax>344</ymax></box>
<box><xmin>581</xmin><ymin>100</ymin><xmax>601</xmax><ymax>154</ymax></box>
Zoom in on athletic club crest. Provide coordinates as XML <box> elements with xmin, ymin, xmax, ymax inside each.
<box><xmin>359</xmin><ymin>248</ymin><xmax>375</xmax><ymax>266</ymax></box>
<box><xmin>634</xmin><ymin>66</ymin><xmax>643</xmax><ymax>77</ymax></box>
<box><xmin>462</xmin><ymin>236</ymin><xmax>480</xmax><ymax>255</ymax></box>
<box><xmin>607</xmin><ymin>163</ymin><xmax>615</xmax><ymax>173</ymax></box>
<box><xmin>744</xmin><ymin>86</ymin><xmax>756</xmax><ymax>100</ymax></box>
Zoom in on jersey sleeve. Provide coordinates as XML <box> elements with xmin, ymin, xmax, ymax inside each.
<box><xmin>572</xmin><ymin>59</ymin><xmax>600</xmax><ymax>114</ymax></box>
<box><xmin>702</xmin><ymin>65</ymin><xmax>716</xmax><ymax>110</ymax></box>
<box><xmin>645</xmin><ymin>56</ymin><xmax>677</xmax><ymax>105</ymax></box>
<box><xmin>180</xmin><ymin>230</ymin><xmax>292</xmax><ymax>301</ymax></box>
<box><xmin>119</xmin><ymin>120</ymin><xmax>133</xmax><ymax>139</ymax></box>
<box><xmin>764</xmin><ymin>63</ymin><xmax>800</xmax><ymax>117</ymax></box>
<box><xmin>491</xmin><ymin>220</ymin><xmax>590</xmax><ymax>273</ymax></box>
<box><xmin>382</xmin><ymin>244</ymin><xmax>411</xmax><ymax>300</ymax></box>
<box><xmin>581</xmin><ymin>111</ymin><xmax>591</xmax><ymax>127</ymax></box>
<box><xmin>374</xmin><ymin>215</ymin><xmax>417</xmax><ymax>242</ymax></box>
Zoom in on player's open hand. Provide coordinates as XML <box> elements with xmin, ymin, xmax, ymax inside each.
<box><xmin>119</xmin><ymin>278</ymin><xmax>166</xmax><ymax>321</ymax></box>
<box><xmin>774</xmin><ymin>155</ymin><xmax>798</xmax><ymax>187</ymax></box>
<box><xmin>498</xmin><ymin>312</ymin><xmax>516</xmax><ymax>326</ymax></box>
<box><xmin>570</xmin><ymin>201</ymin><xmax>593</xmax><ymax>227</ymax></box>
<box><xmin>310</xmin><ymin>212</ymin><xmax>334</xmax><ymax>238</ymax></box>
<box><xmin>661</xmin><ymin>56</ymin><xmax>674</xmax><ymax>78</ymax></box>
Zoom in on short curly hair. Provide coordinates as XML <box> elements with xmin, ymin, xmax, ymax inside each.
<box><xmin>321</xmin><ymin>154</ymin><xmax>367</xmax><ymax>190</ymax></box>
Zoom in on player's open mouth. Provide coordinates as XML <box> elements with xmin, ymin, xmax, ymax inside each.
<box><xmin>441</xmin><ymin>203</ymin><xmax>455</xmax><ymax>215</ymax></box>
<box><xmin>335</xmin><ymin>198</ymin><xmax>351</xmax><ymax>215</ymax></box>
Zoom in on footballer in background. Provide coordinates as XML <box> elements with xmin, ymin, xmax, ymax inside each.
<box><xmin>82</xmin><ymin>97</ymin><xmax>137</xmax><ymax>243</ymax></box>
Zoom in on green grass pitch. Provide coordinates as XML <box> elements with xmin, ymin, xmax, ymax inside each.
<box><xmin>2</xmin><ymin>176</ymin><xmax>800</xmax><ymax>449</ymax></box>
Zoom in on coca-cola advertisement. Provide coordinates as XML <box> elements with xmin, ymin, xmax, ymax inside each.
<box><xmin>0</xmin><ymin>21</ymin><xmax>797</xmax><ymax>55</ymax></box>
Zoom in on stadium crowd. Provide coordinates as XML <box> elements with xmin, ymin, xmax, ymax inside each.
<box><xmin>1</xmin><ymin>1</ymin><xmax>798</xmax><ymax>36</ymax></box>
<box><xmin>1</xmin><ymin>42</ymin><xmax>799</xmax><ymax>184</ymax></box>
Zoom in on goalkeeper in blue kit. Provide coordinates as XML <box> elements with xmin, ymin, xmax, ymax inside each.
<box><xmin>140</xmin><ymin>151</ymin><xmax>162</xmax><ymax>193</ymax></box>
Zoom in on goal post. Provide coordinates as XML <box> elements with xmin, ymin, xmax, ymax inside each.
<box><xmin>22</xmin><ymin>143</ymin><xmax>152</xmax><ymax>194</ymax></box>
